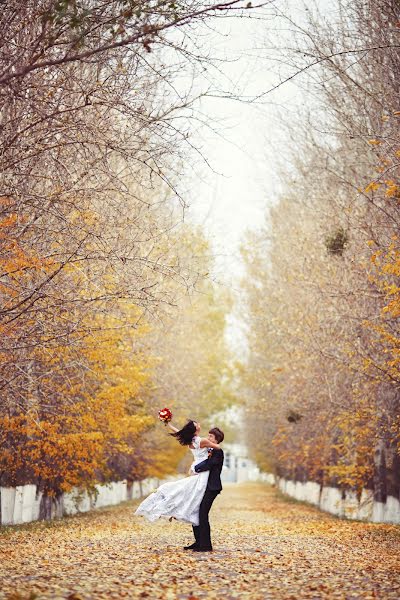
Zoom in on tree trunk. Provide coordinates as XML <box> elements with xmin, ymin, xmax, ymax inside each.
<box><xmin>386</xmin><ymin>443</ymin><xmax>400</xmax><ymax>500</ymax></box>
<box><xmin>373</xmin><ymin>438</ymin><xmax>387</xmax><ymax>503</ymax></box>
<box><xmin>126</xmin><ymin>479</ymin><xmax>133</xmax><ymax>501</ymax></box>
<box><xmin>39</xmin><ymin>494</ymin><xmax>53</xmax><ymax>521</ymax></box>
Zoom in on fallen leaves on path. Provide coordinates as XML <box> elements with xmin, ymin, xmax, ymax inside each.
<box><xmin>1</xmin><ymin>483</ymin><xmax>400</xmax><ymax>599</ymax></box>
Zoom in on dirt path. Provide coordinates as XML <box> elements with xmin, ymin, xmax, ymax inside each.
<box><xmin>1</xmin><ymin>482</ymin><xmax>400</xmax><ymax>599</ymax></box>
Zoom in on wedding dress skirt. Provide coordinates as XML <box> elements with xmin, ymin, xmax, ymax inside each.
<box><xmin>135</xmin><ymin>436</ymin><xmax>209</xmax><ymax>526</ymax></box>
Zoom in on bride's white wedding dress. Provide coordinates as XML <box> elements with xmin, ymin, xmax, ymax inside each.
<box><xmin>134</xmin><ymin>435</ymin><xmax>209</xmax><ymax>526</ymax></box>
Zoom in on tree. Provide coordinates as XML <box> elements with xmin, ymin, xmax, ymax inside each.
<box><xmin>240</xmin><ymin>0</ymin><xmax>400</xmax><ymax>499</ymax></box>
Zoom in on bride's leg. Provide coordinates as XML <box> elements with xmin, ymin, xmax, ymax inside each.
<box><xmin>183</xmin><ymin>525</ymin><xmax>199</xmax><ymax>550</ymax></box>
<box><xmin>193</xmin><ymin>524</ymin><xmax>200</xmax><ymax>545</ymax></box>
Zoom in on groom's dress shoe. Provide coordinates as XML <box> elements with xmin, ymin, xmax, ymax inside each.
<box><xmin>192</xmin><ymin>546</ymin><xmax>213</xmax><ymax>552</ymax></box>
<box><xmin>183</xmin><ymin>543</ymin><xmax>198</xmax><ymax>550</ymax></box>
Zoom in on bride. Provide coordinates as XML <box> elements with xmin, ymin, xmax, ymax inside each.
<box><xmin>134</xmin><ymin>419</ymin><xmax>221</xmax><ymax>526</ymax></box>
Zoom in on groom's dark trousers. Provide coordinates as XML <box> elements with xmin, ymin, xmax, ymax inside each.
<box><xmin>193</xmin><ymin>449</ymin><xmax>224</xmax><ymax>550</ymax></box>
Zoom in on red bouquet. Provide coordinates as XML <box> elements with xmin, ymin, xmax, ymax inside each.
<box><xmin>158</xmin><ymin>407</ymin><xmax>173</xmax><ymax>425</ymax></box>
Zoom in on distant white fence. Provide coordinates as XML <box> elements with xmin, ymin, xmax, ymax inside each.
<box><xmin>221</xmin><ymin>450</ymin><xmax>261</xmax><ymax>484</ymax></box>
<box><xmin>5</xmin><ymin>472</ymin><xmax>398</xmax><ymax>527</ymax></box>
<box><xmin>259</xmin><ymin>473</ymin><xmax>400</xmax><ymax>524</ymax></box>
<box><xmin>0</xmin><ymin>476</ymin><xmax>176</xmax><ymax>526</ymax></box>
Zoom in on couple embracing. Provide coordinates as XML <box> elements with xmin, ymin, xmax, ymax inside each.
<box><xmin>135</xmin><ymin>420</ymin><xmax>224</xmax><ymax>552</ymax></box>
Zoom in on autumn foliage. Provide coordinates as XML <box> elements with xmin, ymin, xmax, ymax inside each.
<box><xmin>0</xmin><ymin>3</ymin><xmax>237</xmax><ymax>502</ymax></box>
<box><xmin>240</xmin><ymin>1</ymin><xmax>400</xmax><ymax>501</ymax></box>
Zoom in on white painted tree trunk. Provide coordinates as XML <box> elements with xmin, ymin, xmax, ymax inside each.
<box><xmin>262</xmin><ymin>473</ymin><xmax>400</xmax><ymax>524</ymax></box>
<box><xmin>0</xmin><ymin>476</ymin><xmax>177</xmax><ymax>526</ymax></box>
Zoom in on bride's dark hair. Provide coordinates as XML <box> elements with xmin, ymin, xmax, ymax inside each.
<box><xmin>170</xmin><ymin>420</ymin><xmax>197</xmax><ymax>446</ymax></box>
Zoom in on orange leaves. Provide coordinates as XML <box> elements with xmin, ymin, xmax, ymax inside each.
<box><xmin>385</xmin><ymin>181</ymin><xmax>400</xmax><ymax>199</ymax></box>
<box><xmin>272</xmin><ymin>413</ymin><xmax>334</xmax><ymax>483</ymax></box>
<box><xmin>325</xmin><ymin>402</ymin><xmax>378</xmax><ymax>493</ymax></box>
<box><xmin>364</xmin><ymin>181</ymin><xmax>380</xmax><ymax>193</ymax></box>
<box><xmin>364</xmin><ymin>234</ymin><xmax>400</xmax><ymax>383</ymax></box>
<box><xmin>77</xmin><ymin>311</ymin><xmax>156</xmax><ymax>481</ymax></box>
<box><xmin>0</xmin><ymin>414</ymin><xmax>103</xmax><ymax>494</ymax></box>
<box><xmin>0</xmin><ymin>305</ymin><xmax>158</xmax><ymax>494</ymax></box>
<box><xmin>364</xmin><ymin>178</ymin><xmax>400</xmax><ymax>201</ymax></box>
<box><xmin>0</xmin><ymin>199</ymin><xmax>50</xmax><ymax>288</ymax></box>
<box><xmin>0</xmin><ymin>205</ymin><xmax>232</xmax><ymax>495</ymax></box>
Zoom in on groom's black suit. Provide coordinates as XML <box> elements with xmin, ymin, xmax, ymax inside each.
<box><xmin>192</xmin><ymin>448</ymin><xmax>224</xmax><ymax>550</ymax></box>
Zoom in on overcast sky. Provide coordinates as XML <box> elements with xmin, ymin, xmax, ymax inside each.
<box><xmin>185</xmin><ymin>5</ymin><xmax>304</xmax><ymax>278</ymax></box>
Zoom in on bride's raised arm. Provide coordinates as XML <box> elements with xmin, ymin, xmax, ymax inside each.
<box><xmin>167</xmin><ymin>422</ymin><xmax>179</xmax><ymax>433</ymax></box>
<box><xmin>199</xmin><ymin>438</ymin><xmax>221</xmax><ymax>450</ymax></box>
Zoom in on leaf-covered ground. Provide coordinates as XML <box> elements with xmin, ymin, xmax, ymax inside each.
<box><xmin>1</xmin><ymin>482</ymin><xmax>400</xmax><ymax>599</ymax></box>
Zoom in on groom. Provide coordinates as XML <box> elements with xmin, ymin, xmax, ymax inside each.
<box><xmin>185</xmin><ymin>427</ymin><xmax>225</xmax><ymax>552</ymax></box>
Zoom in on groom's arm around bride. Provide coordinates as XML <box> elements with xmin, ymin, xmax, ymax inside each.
<box><xmin>194</xmin><ymin>446</ymin><xmax>224</xmax><ymax>488</ymax></box>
